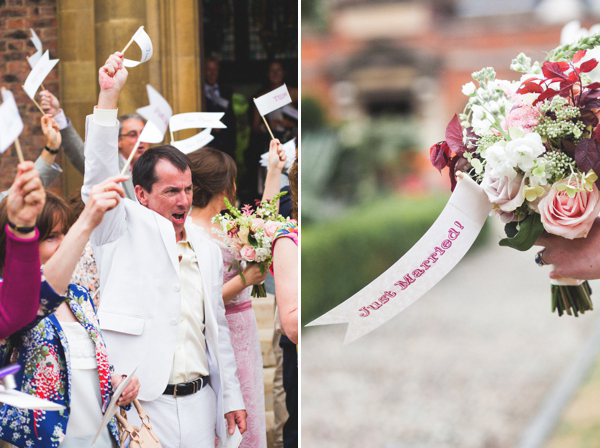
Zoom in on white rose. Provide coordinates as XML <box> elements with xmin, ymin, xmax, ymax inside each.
<box><xmin>462</xmin><ymin>82</ymin><xmax>476</xmax><ymax>96</ymax></box>
<box><xmin>481</xmin><ymin>171</ymin><xmax>526</xmax><ymax>212</ymax></box>
<box><xmin>483</xmin><ymin>141</ymin><xmax>518</xmax><ymax>180</ymax></box>
<box><xmin>255</xmin><ymin>248</ymin><xmax>269</xmax><ymax>262</ymax></box>
<box><xmin>504</xmin><ymin>132</ymin><xmax>545</xmax><ymax>173</ymax></box>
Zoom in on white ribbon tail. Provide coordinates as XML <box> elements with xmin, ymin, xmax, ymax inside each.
<box><xmin>306</xmin><ymin>176</ymin><xmax>493</xmax><ymax>345</ymax></box>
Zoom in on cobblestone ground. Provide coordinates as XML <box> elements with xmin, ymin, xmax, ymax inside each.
<box><xmin>301</xmin><ymin>221</ymin><xmax>600</xmax><ymax>448</ymax></box>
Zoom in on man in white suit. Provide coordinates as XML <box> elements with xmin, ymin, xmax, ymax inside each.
<box><xmin>82</xmin><ymin>52</ymin><xmax>246</xmax><ymax>447</ymax></box>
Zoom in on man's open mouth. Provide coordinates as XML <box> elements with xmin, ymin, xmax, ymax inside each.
<box><xmin>173</xmin><ymin>213</ymin><xmax>185</xmax><ymax>221</ymax></box>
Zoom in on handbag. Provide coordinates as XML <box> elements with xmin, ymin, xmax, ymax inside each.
<box><xmin>115</xmin><ymin>399</ymin><xmax>163</xmax><ymax>448</ymax></box>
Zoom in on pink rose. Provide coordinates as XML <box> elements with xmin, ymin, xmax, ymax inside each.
<box><xmin>240</xmin><ymin>245</ymin><xmax>256</xmax><ymax>262</ymax></box>
<box><xmin>481</xmin><ymin>172</ymin><xmax>526</xmax><ymax>212</ymax></box>
<box><xmin>264</xmin><ymin>221</ymin><xmax>281</xmax><ymax>238</ymax></box>
<box><xmin>538</xmin><ymin>179</ymin><xmax>600</xmax><ymax>239</ymax></box>
<box><xmin>252</xmin><ymin>218</ymin><xmax>265</xmax><ymax>230</ymax></box>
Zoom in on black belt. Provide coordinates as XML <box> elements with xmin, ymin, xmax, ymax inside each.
<box><xmin>163</xmin><ymin>377</ymin><xmax>205</xmax><ymax>397</ymax></box>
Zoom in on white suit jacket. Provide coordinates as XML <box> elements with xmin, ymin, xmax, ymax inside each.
<box><xmin>81</xmin><ymin>115</ymin><xmax>244</xmax><ymax>439</ymax></box>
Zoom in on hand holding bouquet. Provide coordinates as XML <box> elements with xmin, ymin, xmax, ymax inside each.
<box><xmin>212</xmin><ymin>192</ymin><xmax>290</xmax><ymax>297</ymax></box>
<box><xmin>430</xmin><ymin>34</ymin><xmax>600</xmax><ymax>316</ymax></box>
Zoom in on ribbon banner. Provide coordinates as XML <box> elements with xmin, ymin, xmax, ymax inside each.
<box><xmin>137</xmin><ymin>85</ymin><xmax>172</xmax><ymax>143</ymax></box>
<box><xmin>307</xmin><ymin>176</ymin><xmax>493</xmax><ymax>344</ymax></box>
<box><xmin>123</xmin><ymin>26</ymin><xmax>153</xmax><ymax>68</ymax></box>
<box><xmin>0</xmin><ymin>89</ymin><xmax>24</xmax><ymax>154</ymax></box>
<box><xmin>171</xmin><ymin>128</ymin><xmax>214</xmax><ymax>154</ymax></box>
<box><xmin>260</xmin><ymin>138</ymin><xmax>296</xmax><ymax>171</ymax></box>
<box><xmin>23</xmin><ymin>50</ymin><xmax>58</xmax><ymax>100</ymax></box>
<box><xmin>253</xmin><ymin>84</ymin><xmax>292</xmax><ymax>116</ymax></box>
<box><xmin>169</xmin><ymin>112</ymin><xmax>226</xmax><ymax>132</ymax></box>
<box><xmin>27</xmin><ymin>29</ymin><xmax>43</xmax><ymax>69</ymax></box>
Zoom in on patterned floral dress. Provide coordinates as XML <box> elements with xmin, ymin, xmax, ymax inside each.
<box><xmin>215</xmin><ymin>238</ymin><xmax>267</xmax><ymax>448</ymax></box>
<box><xmin>0</xmin><ymin>280</ymin><xmax>118</xmax><ymax>447</ymax></box>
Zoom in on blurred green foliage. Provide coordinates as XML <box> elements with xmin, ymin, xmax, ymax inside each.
<box><xmin>301</xmin><ymin>194</ymin><xmax>490</xmax><ymax>324</ymax></box>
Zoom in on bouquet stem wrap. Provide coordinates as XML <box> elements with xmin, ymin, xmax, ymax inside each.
<box><xmin>550</xmin><ymin>272</ymin><xmax>593</xmax><ymax>316</ymax></box>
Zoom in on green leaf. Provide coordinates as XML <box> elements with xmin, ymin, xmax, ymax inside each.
<box><xmin>499</xmin><ymin>214</ymin><xmax>545</xmax><ymax>251</ymax></box>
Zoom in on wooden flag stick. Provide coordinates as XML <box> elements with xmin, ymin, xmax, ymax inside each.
<box><xmin>31</xmin><ymin>96</ymin><xmax>45</xmax><ymax>115</ymax></box>
<box><xmin>170</xmin><ymin>128</ymin><xmax>175</xmax><ymax>144</ymax></box>
<box><xmin>14</xmin><ymin>138</ymin><xmax>25</xmax><ymax>164</ymax></box>
<box><xmin>122</xmin><ymin>26</ymin><xmax>142</xmax><ymax>54</ymax></box>
<box><xmin>121</xmin><ymin>139</ymin><xmax>141</xmax><ymax>176</ymax></box>
<box><xmin>41</xmin><ymin>83</ymin><xmax>46</xmax><ymax>92</ymax></box>
<box><xmin>253</xmin><ymin>98</ymin><xmax>275</xmax><ymax>140</ymax></box>
<box><xmin>260</xmin><ymin>114</ymin><xmax>275</xmax><ymax>140</ymax></box>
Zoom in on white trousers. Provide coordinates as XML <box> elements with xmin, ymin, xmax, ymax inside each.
<box><xmin>128</xmin><ymin>384</ymin><xmax>217</xmax><ymax>448</ymax></box>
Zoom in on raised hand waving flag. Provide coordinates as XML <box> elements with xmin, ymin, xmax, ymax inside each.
<box><xmin>122</xmin><ymin>26</ymin><xmax>153</xmax><ymax>68</ymax></box>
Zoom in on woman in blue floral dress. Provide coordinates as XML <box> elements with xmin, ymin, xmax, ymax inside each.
<box><xmin>0</xmin><ymin>175</ymin><xmax>140</xmax><ymax>448</ymax></box>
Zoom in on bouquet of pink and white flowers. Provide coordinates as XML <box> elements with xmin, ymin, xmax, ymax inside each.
<box><xmin>431</xmin><ymin>34</ymin><xmax>600</xmax><ymax>316</ymax></box>
<box><xmin>212</xmin><ymin>192</ymin><xmax>289</xmax><ymax>297</ymax></box>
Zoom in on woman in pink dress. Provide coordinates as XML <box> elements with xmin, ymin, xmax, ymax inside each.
<box><xmin>187</xmin><ymin>141</ymin><xmax>285</xmax><ymax>448</ymax></box>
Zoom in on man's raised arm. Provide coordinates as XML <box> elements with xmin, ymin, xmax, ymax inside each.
<box><xmin>82</xmin><ymin>52</ymin><xmax>129</xmax><ymax>246</ymax></box>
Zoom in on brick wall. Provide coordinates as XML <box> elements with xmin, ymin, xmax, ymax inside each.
<box><xmin>0</xmin><ymin>0</ymin><xmax>59</xmax><ymax>192</ymax></box>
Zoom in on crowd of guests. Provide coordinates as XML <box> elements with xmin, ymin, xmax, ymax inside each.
<box><xmin>0</xmin><ymin>51</ymin><xmax>298</xmax><ymax>448</ymax></box>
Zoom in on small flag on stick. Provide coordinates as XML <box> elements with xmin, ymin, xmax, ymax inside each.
<box><xmin>23</xmin><ymin>50</ymin><xmax>58</xmax><ymax>114</ymax></box>
<box><xmin>0</xmin><ymin>88</ymin><xmax>25</xmax><ymax>162</ymax></box>
<box><xmin>120</xmin><ymin>85</ymin><xmax>172</xmax><ymax>175</ymax></box>
<box><xmin>253</xmin><ymin>84</ymin><xmax>293</xmax><ymax>140</ymax></box>
<box><xmin>122</xmin><ymin>26</ymin><xmax>153</xmax><ymax>68</ymax></box>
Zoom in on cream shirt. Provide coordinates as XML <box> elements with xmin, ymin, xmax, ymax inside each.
<box><xmin>168</xmin><ymin>237</ymin><xmax>210</xmax><ymax>384</ymax></box>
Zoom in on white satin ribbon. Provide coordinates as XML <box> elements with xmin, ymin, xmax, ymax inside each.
<box><xmin>307</xmin><ymin>176</ymin><xmax>493</xmax><ymax>344</ymax></box>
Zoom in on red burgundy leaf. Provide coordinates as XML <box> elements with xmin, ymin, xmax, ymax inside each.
<box><xmin>594</xmin><ymin>123</ymin><xmax>600</xmax><ymax>143</ymax></box>
<box><xmin>580</xmin><ymin>59</ymin><xmax>599</xmax><ymax>73</ymax></box>
<box><xmin>541</xmin><ymin>61</ymin><xmax>569</xmax><ymax>80</ymax></box>
<box><xmin>575</xmin><ymin>138</ymin><xmax>600</xmax><ymax>178</ymax></box>
<box><xmin>445</xmin><ymin>114</ymin><xmax>467</xmax><ymax>156</ymax></box>
<box><xmin>517</xmin><ymin>80</ymin><xmax>543</xmax><ymax>94</ymax></box>
<box><xmin>561</xmin><ymin>139</ymin><xmax>577</xmax><ymax>158</ymax></box>
<box><xmin>429</xmin><ymin>141</ymin><xmax>452</xmax><ymax>173</ymax></box>
<box><xmin>587</xmin><ymin>82</ymin><xmax>600</xmax><ymax>89</ymax></box>
<box><xmin>533</xmin><ymin>88</ymin><xmax>559</xmax><ymax>106</ymax></box>
<box><xmin>573</xmin><ymin>50</ymin><xmax>587</xmax><ymax>63</ymax></box>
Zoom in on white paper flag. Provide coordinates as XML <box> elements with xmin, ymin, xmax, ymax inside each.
<box><xmin>23</xmin><ymin>50</ymin><xmax>58</xmax><ymax>100</ymax></box>
<box><xmin>171</xmin><ymin>128</ymin><xmax>214</xmax><ymax>154</ymax></box>
<box><xmin>93</xmin><ymin>365</ymin><xmax>138</xmax><ymax>444</ymax></box>
<box><xmin>123</xmin><ymin>26</ymin><xmax>153</xmax><ymax>68</ymax></box>
<box><xmin>253</xmin><ymin>84</ymin><xmax>292</xmax><ymax>116</ymax></box>
<box><xmin>136</xmin><ymin>85</ymin><xmax>172</xmax><ymax>143</ymax></box>
<box><xmin>307</xmin><ymin>176</ymin><xmax>493</xmax><ymax>344</ymax></box>
<box><xmin>260</xmin><ymin>138</ymin><xmax>296</xmax><ymax>171</ymax></box>
<box><xmin>0</xmin><ymin>89</ymin><xmax>24</xmax><ymax>154</ymax></box>
<box><xmin>169</xmin><ymin>112</ymin><xmax>226</xmax><ymax>132</ymax></box>
<box><xmin>27</xmin><ymin>29</ymin><xmax>43</xmax><ymax>69</ymax></box>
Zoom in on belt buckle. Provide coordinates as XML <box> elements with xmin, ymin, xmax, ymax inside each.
<box><xmin>173</xmin><ymin>383</ymin><xmax>178</xmax><ymax>398</ymax></box>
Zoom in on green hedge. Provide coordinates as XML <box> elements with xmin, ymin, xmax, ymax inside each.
<box><xmin>301</xmin><ymin>194</ymin><xmax>490</xmax><ymax>324</ymax></box>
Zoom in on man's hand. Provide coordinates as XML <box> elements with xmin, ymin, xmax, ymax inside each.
<box><xmin>536</xmin><ymin>218</ymin><xmax>600</xmax><ymax>280</ymax></box>
<box><xmin>268</xmin><ymin>138</ymin><xmax>286</xmax><ymax>173</ymax></box>
<box><xmin>98</xmin><ymin>52</ymin><xmax>128</xmax><ymax>110</ymax></box>
<box><xmin>39</xmin><ymin>90</ymin><xmax>61</xmax><ymax>117</ymax></box>
<box><xmin>41</xmin><ymin>114</ymin><xmax>61</xmax><ymax>150</ymax></box>
<box><xmin>225</xmin><ymin>409</ymin><xmax>247</xmax><ymax>435</ymax></box>
<box><xmin>6</xmin><ymin>162</ymin><xmax>45</xmax><ymax>236</ymax></box>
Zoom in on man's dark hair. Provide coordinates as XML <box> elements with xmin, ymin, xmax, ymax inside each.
<box><xmin>132</xmin><ymin>145</ymin><xmax>192</xmax><ymax>192</ymax></box>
